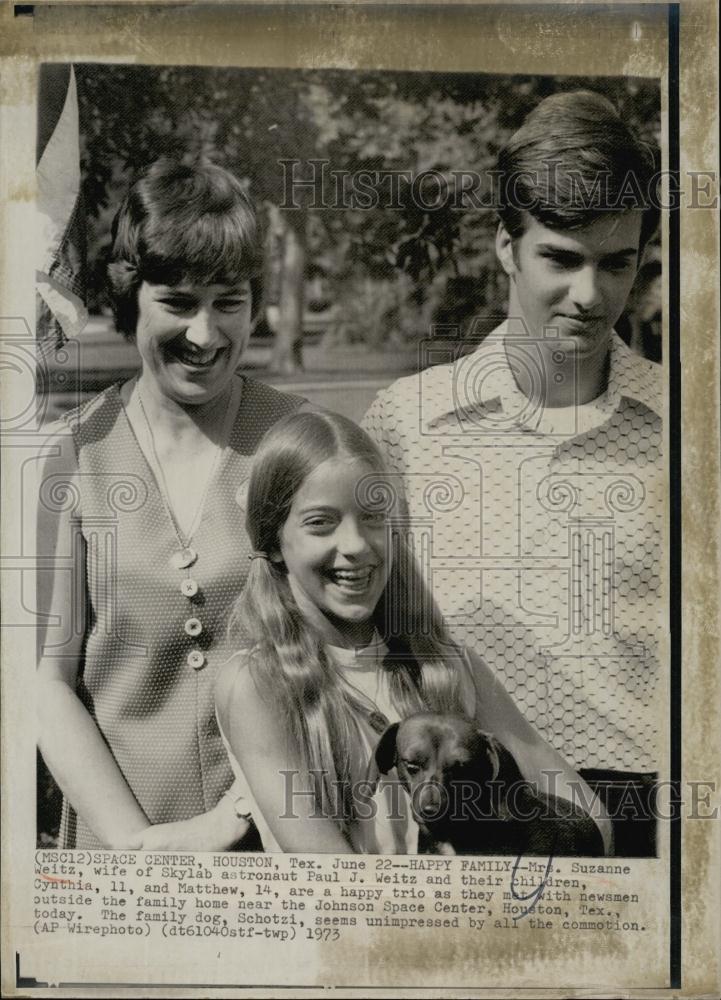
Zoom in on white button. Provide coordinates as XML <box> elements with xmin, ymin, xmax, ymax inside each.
<box><xmin>181</xmin><ymin>578</ymin><xmax>199</xmax><ymax>598</ymax></box>
<box><xmin>184</xmin><ymin>617</ymin><xmax>203</xmax><ymax>637</ymax></box>
<box><xmin>187</xmin><ymin>650</ymin><xmax>205</xmax><ymax>670</ymax></box>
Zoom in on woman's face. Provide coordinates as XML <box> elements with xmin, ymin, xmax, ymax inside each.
<box><xmin>276</xmin><ymin>457</ymin><xmax>392</xmax><ymax>646</ymax></box>
<box><xmin>135</xmin><ymin>279</ymin><xmax>252</xmax><ymax>406</ymax></box>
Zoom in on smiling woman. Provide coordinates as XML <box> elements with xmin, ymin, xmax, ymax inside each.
<box><xmin>36</xmin><ymin>160</ymin><xmax>306</xmax><ymax>851</ymax></box>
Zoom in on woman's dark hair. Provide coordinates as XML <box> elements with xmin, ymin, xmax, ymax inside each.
<box><xmin>107</xmin><ymin>159</ymin><xmax>263</xmax><ymax>339</ymax></box>
<box><xmin>496</xmin><ymin>90</ymin><xmax>660</xmax><ymax>252</ymax></box>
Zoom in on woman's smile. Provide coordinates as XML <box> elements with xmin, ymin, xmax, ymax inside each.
<box><xmin>165</xmin><ymin>337</ymin><xmax>226</xmax><ymax>371</ymax></box>
<box><xmin>135</xmin><ymin>280</ymin><xmax>252</xmax><ymax>405</ymax></box>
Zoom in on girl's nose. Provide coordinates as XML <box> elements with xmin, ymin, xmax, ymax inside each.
<box><xmin>336</xmin><ymin>518</ymin><xmax>371</xmax><ymax>556</ymax></box>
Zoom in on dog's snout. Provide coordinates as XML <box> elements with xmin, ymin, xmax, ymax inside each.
<box><xmin>414</xmin><ymin>780</ymin><xmax>445</xmax><ymax>820</ymax></box>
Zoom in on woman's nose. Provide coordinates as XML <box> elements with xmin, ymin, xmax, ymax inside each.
<box><xmin>570</xmin><ymin>266</ymin><xmax>603</xmax><ymax>312</ymax></box>
<box><xmin>185</xmin><ymin>307</ymin><xmax>223</xmax><ymax>347</ymax></box>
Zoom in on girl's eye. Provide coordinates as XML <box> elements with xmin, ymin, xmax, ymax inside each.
<box><xmin>303</xmin><ymin>517</ymin><xmax>335</xmax><ymax>531</ymax></box>
<box><xmin>363</xmin><ymin>511</ymin><xmax>387</xmax><ymax>525</ymax></box>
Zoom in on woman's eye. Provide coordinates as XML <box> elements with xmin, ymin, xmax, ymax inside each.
<box><xmin>161</xmin><ymin>298</ymin><xmax>194</xmax><ymax>313</ymax></box>
<box><xmin>216</xmin><ymin>298</ymin><xmax>247</xmax><ymax>312</ymax></box>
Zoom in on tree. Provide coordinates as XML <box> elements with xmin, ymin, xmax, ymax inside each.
<box><xmin>76</xmin><ymin>66</ymin><xmax>661</xmax><ymax>368</ymax></box>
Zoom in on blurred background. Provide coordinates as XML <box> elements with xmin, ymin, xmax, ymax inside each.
<box><xmin>37</xmin><ymin>64</ymin><xmax>662</xmax><ymax>844</ymax></box>
<box><xmin>39</xmin><ymin>64</ymin><xmax>661</xmax><ymax>425</ymax></box>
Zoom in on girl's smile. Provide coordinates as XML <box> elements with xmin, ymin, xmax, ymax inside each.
<box><xmin>276</xmin><ymin>457</ymin><xmax>391</xmax><ymax>646</ymax></box>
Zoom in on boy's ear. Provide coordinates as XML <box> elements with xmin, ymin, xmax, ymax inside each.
<box><xmin>495</xmin><ymin>222</ymin><xmax>516</xmax><ymax>277</ymax></box>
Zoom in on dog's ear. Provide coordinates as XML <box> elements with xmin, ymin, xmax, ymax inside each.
<box><xmin>374</xmin><ymin>722</ymin><xmax>401</xmax><ymax>775</ymax></box>
<box><xmin>476</xmin><ymin>730</ymin><xmax>502</xmax><ymax>781</ymax></box>
<box><xmin>484</xmin><ymin>733</ymin><xmax>524</xmax><ymax>785</ymax></box>
<box><xmin>364</xmin><ymin>722</ymin><xmax>400</xmax><ymax>795</ymax></box>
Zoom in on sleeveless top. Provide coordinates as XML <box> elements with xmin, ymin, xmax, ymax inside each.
<box><xmin>58</xmin><ymin>376</ymin><xmax>305</xmax><ymax>848</ymax></box>
<box><xmin>216</xmin><ymin>639</ymin><xmax>480</xmax><ymax>854</ymax></box>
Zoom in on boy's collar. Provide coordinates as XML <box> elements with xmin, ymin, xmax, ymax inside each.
<box><xmin>421</xmin><ymin>321</ymin><xmax>662</xmax><ymax>431</ymax></box>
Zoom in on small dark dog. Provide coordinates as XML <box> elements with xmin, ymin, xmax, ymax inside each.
<box><xmin>368</xmin><ymin>713</ymin><xmax>604</xmax><ymax>856</ymax></box>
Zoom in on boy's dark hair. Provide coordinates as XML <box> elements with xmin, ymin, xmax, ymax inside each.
<box><xmin>496</xmin><ymin>90</ymin><xmax>660</xmax><ymax>250</ymax></box>
<box><xmin>107</xmin><ymin>158</ymin><xmax>263</xmax><ymax>340</ymax></box>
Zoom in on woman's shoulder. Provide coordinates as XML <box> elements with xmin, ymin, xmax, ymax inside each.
<box><xmin>54</xmin><ymin>384</ymin><xmax>124</xmax><ymax>432</ymax></box>
<box><xmin>238</xmin><ymin>376</ymin><xmax>307</xmax><ymax>419</ymax></box>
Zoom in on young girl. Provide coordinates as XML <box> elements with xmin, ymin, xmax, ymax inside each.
<box><xmin>216</xmin><ymin>411</ymin><xmax>611</xmax><ymax>854</ymax></box>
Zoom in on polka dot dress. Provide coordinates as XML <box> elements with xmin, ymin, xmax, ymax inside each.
<box><xmin>59</xmin><ymin>377</ymin><xmax>304</xmax><ymax>848</ymax></box>
<box><xmin>363</xmin><ymin>327</ymin><xmax>664</xmax><ymax>773</ymax></box>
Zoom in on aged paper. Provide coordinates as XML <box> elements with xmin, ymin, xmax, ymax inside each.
<box><xmin>1</xmin><ymin>1</ymin><xmax>719</xmax><ymax>995</ymax></box>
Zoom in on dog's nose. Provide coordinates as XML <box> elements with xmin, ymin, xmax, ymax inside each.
<box><xmin>417</xmin><ymin>783</ymin><xmax>443</xmax><ymax>819</ymax></box>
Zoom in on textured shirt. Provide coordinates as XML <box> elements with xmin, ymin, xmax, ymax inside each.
<box><xmin>363</xmin><ymin>324</ymin><xmax>664</xmax><ymax>772</ymax></box>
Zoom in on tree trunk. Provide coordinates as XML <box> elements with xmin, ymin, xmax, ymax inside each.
<box><xmin>269</xmin><ymin>209</ymin><xmax>306</xmax><ymax>375</ymax></box>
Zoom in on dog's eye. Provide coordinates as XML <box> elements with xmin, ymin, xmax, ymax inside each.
<box><xmin>404</xmin><ymin>762</ymin><xmax>422</xmax><ymax>775</ymax></box>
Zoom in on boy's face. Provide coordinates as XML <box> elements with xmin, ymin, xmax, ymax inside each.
<box><xmin>497</xmin><ymin>211</ymin><xmax>643</xmax><ymax>360</ymax></box>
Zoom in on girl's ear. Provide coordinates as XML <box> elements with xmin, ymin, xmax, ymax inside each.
<box><xmin>495</xmin><ymin>222</ymin><xmax>516</xmax><ymax>278</ymax></box>
<box><xmin>269</xmin><ymin>549</ymin><xmax>284</xmax><ymax>566</ymax></box>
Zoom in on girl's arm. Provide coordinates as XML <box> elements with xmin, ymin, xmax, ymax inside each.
<box><xmin>216</xmin><ymin>654</ymin><xmax>353</xmax><ymax>853</ymax></box>
<box><xmin>464</xmin><ymin>648</ymin><xmax>613</xmax><ymax>855</ymax></box>
<box><xmin>36</xmin><ymin>431</ymin><xmax>150</xmax><ymax>848</ymax></box>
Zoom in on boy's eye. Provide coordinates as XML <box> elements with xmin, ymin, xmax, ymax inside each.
<box><xmin>602</xmin><ymin>257</ymin><xmax>634</xmax><ymax>272</ymax></box>
<box><xmin>540</xmin><ymin>251</ymin><xmax>582</xmax><ymax>269</ymax></box>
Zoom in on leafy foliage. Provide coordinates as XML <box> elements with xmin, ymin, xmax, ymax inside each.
<box><xmin>75</xmin><ymin>65</ymin><xmax>661</xmax><ymax>347</ymax></box>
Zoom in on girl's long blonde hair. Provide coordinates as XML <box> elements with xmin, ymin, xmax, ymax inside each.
<box><xmin>230</xmin><ymin>410</ymin><xmax>466</xmax><ymax>829</ymax></box>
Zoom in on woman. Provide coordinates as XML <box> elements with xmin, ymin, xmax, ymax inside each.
<box><xmin>36</xmin><ymin>159</ymin><xmax>304</xmax><ymax>850</ymax></box>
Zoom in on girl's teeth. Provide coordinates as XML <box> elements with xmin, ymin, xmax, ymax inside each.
<box><xmin>332</xmin><ymin>570</ymin><xmax>373</xmax><ymax>583</ymax></box>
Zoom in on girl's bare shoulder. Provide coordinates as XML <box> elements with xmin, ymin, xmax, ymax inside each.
<box><xmin>215</xmin><ymin>648</ymin><xmax>272</xmax><ymax>727</ymax></box>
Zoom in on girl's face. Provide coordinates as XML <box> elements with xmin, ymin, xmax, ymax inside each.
<box><xmin>135</xmin><ymin>279</ymin><xmax>252</xmax><ymax>406</ymax></box>
<box><xmin>276</xmin><ymin>457</ymin><xmax>391</xmax><ymax>646</ymax></box>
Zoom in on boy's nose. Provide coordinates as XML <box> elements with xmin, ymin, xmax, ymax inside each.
<box><xmin>569</xmin><ymin>266</ymin><xmax>603</xmax><ymax>312</ymax></box>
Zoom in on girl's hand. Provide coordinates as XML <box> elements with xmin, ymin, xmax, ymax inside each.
<box><xmin>139</xmin><ymin>798</ymin><xmax>251</xmax><ymax>852</ymax></box>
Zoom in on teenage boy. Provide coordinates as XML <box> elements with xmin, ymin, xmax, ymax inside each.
<box><xmin>363</xmin><ymin>91</ymin><xmax>662</xmax><ymax>852</ymax></box>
